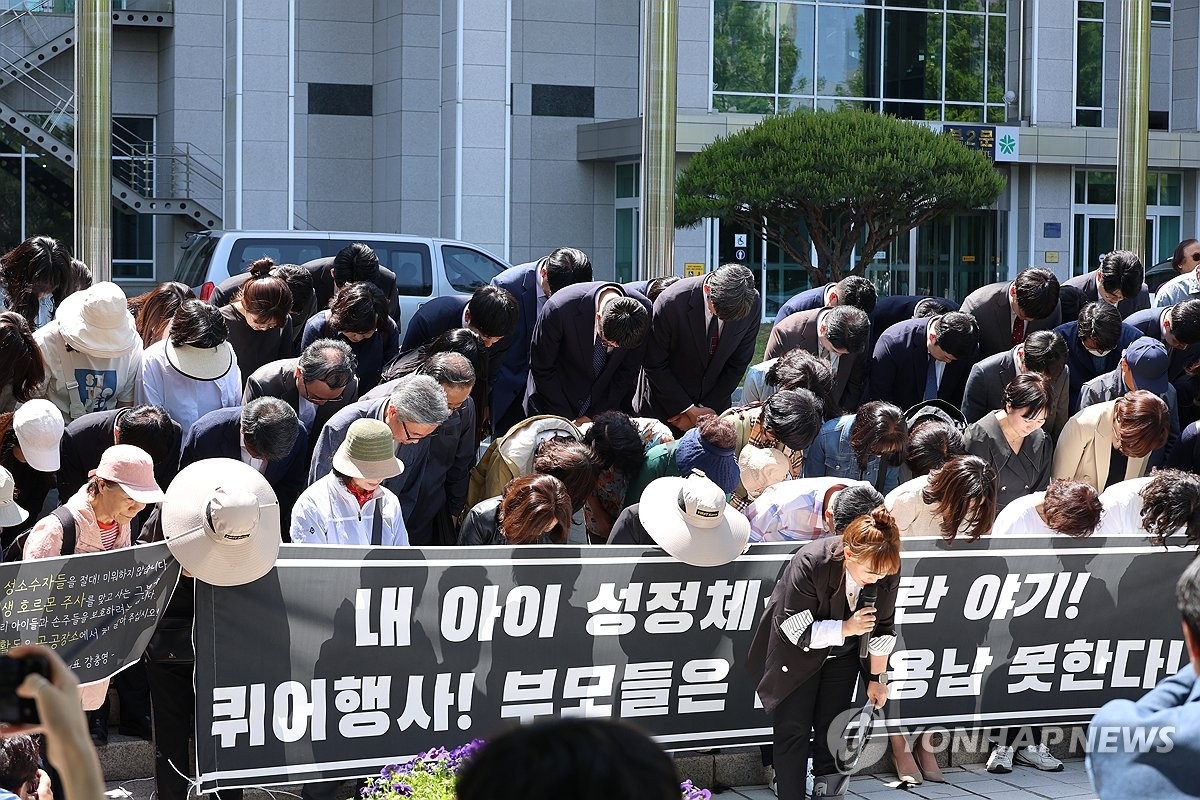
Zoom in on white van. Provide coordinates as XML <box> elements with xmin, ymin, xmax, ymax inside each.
<box><xmin>173</xmin><ymin>230</ymin><xmax>511</xmax><ymax>337</ymax></box>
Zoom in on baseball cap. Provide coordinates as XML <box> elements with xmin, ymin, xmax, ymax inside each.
<box><xmin>13</xmin><ymin>400</ymin><xmax>64</xmax><ymax>473</ymax></box>
<box><xmin>1124</xmin><ymin>336</ymin><xmax>1169</xmax><ymax>397</ymax></box>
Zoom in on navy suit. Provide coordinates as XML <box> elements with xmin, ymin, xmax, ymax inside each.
<box><xmin>634</xmin><ymin>276</ymin><xmax>761</xmax><ymax>420</ymax></box>
<box><xmin>400</xmin><ymin>294</ymin><xmax>511</xmax><ymax>389</ymax></box>
<box><xmin>868</xmin><ymin>294</ymin><xmax>959</xmax><ymax>350</ymax></box>
<box><xmin>1126</xmin><ymin>307</ymin><xmax>1200</xmax><ymax>381</ymax></box>
<box><xmin>491</xmin><ymin>261</ymin><xmax>541</xmax><ymax>431</ymax></box>
<box><xmin>773</xmin><ymin>284</ymin><xmax>828</xmax><ymax>324</ymax></box>
<box><xmin>1059</xmin><ymin>271</ymin><xmax>1150</xmax><ymax>322</ymax></box>
<box><xmin>299</xmin><ymin>256</ymin><xmax>400</xmax><ymax>322</ymax></box>
<box><xmin>525</xmin><ymin>282</ymin><xmax>650</xmax><ymax>419</ymax></box>
<box><xmin>1052</xmin><ymin>319</ymin><xmax>1141</xmax><ymax>415</ymax></box>
<box><xmin>868</xmin><ymin>318</ymin><xmax>972</xmax><ymax>411</ymax></box>
<box><xmin>178</xmin><ymin>405</ymin><xmax>309</xmax><ymax>534</ymax></box>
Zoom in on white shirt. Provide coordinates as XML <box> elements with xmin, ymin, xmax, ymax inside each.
<box><xmin>239</xmin><ymin>432</ymin><xmax>267</xmax><ymax>474</ymax></box>
<box><xmin>298</xmin><ymin>394</ymin><xmax>317</xmax><ymax>431</ymax></box>
<box><xmin>291</xmin><ymin>473</ymin><xmax>409</xmax><ymax>546</ymax></box>
<box><xmin>809</xmin><ymin>570</ymin><xmax>863</xmax><ymax>649</ymax></box>
<box><xmin>991</xmin><ymin>492</ymin><xmax>1056</xmax><ymax>537</ymax></box>
<box><xmin>137</xmin><ymin>339</ymin><xmax>242</xmax><ymax>439</ymax></box>
<box><xmin>1095</xmin><ymin>477</ymin><xmax>1155</xmax><ymax>536</ymax></box>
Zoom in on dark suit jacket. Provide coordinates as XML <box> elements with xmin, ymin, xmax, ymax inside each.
<box><xmin>1053</xmin><ymin>320</ymin><xmax>1142</xmax><ymax>414</ymax></box>
<box><xmin>1059</xmin><ymin>271</ymin><xmax>1150</xmax><ymax>323</ymax></box>
<box><xmin>525</xmin><ymin>282</ymin><xmax>650</xmax><ymax>419</ymax></box>
<box><xmin>1126</xmin><ymin>307</ymin><xmax>1200</xmax><ymax>382</ymax></box>
<box><xmin>301</xmin><ymin>256</ymin><xmax>400</xmax><ymax>321</ymax></box>
<box><xmin>242</xmin><ymin>357</ymin><xmax>360</xmax><ymax>461</ymax></box>
<box><xmin>400</xmin><ymin>295</ymin><xmax>510</xmax><ymax>387</ymax></box>
<box><xmin>959</xmin><ymin>281</ymin><xmax>1061</xmax><ymax>358</ymax></box>
<box><xmin>209</xmin><ymin>273</ymin><xmax>317</xmax><ymax>351</ymax></box>
<box><xmin>634</xmin><ymin>276</ymin><xmax>761</xmax><ymax>419</ymax></box>
<box><xmin>57</xmin><ymin>408</ymin><xmax>182</xmax><ymax>506</ymax></box>
<box><xmin>772</xmin><ymin>285</ymin><xmax>829</xmax><ymax>325</ymax></box>
<box><xmin>960</xmin><ymin>346</ymin><xmax>1069</xmax><ymax>440</ymax></box>
<box><xmin>762</xmin><ymin>307</ymin><xmax>868</xmax><ymax>411</ymax></box>
<box><xmin>178</xmin><ymin>405</ymin><xmax>309</xmax><ymax>530</ymax></box>
<box><xmin>868</xmin><ymin>318</ymin><xmax>972</xmax><ymax>411</ymax></box>
<box><xmin>746</xmin><ymin>536</ymin><xmax>898</xmax><ymax>713</ymax></box>
<box><xmin>491</xmin><ymin>261</ymin><xmax>541</xmax><ymax>422</ymax></box>
<box><xmin>868</xmin><ymin>295</ymin><xmax>959</xmax><ymax>350</ymax></box>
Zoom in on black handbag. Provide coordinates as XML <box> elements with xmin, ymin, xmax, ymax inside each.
<box><xmin>145</xmin><ymin>618</ymin><xmax>195</xmax><ymax>663</ymax></box>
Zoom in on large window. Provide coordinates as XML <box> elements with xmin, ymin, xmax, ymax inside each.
<box><xmin>1072</xmin><ymin>170</ymin><xmax>1182</xmax><ymax>273</ymax></box>
<box><xmin>615</xmin><ymin>163</ymin><xmax>639</xmax><ymax>283</ymax></box>
<box><xmin>712</xmin><ymin>0</ymin><xmax>1007</xmax><ymax>123</ymax></box>
<box><xmin>1075</xmin><ymin>1</ymin><xmax>1104</xmax><ymax>127</ymax></box>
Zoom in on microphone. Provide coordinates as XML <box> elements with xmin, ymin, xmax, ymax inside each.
<box><xmin>858</xmin><ymin>584</ymin><xmax>878</xmax><ymax>658</ymax></box>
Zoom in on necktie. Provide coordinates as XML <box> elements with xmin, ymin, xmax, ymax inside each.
<box><xmin>924</xmin><ymin>356</ymin><xmax>939</xmax><ymax>401</ymax></box>
<box><xmin>579</xmin><ymin>338</ymin><xmax>609</xmax><ymax>417</ymax></box>
<box><xmin>707</xmin><ymin>315</ymin><xmax>720</xmax><ymax>359</ymax></box>
<box><xmin>1011</xmin><ymin>316</ymin><xmax>1025</xmax><ymax>345</ymax></box>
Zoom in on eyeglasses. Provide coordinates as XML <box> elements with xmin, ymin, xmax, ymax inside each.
<box><xmin>400</xmin><ymin>418</ymin><xmax>438</xmax><ymax>441</ymax></box>
<box><xmin>300</xmin><ymin>380</ymin><xmax>346</xmax><ymax>405</ymax></box>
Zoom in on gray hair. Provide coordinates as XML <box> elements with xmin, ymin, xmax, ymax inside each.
<box><xmin>420</xmin><ymin>351</ymin><xmax>476</xmax><ymax>389</ymax></box>
<box><xmin>706</xmin><ymin>263</ymin><xmax>758</xmax><ymax>321</ymax></box>
<box><xmin>241</xmin><ymin>397</ymin><xmax>300</xmax><ymax>462</ymax></box>
<box><xmin>388</xmin><ymin>374</ymin><xmax>451</xmax><ymax>426</ymax></box>
<box><xmin>298</xmin><ymin>338</ymin><xmax>356</xmax><ymax>389</ymax></box>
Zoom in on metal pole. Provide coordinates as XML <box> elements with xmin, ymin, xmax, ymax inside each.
<box><xmin>1115</xmin><ymin>0</ymin><xmax>1150</xmax><ymax>261</ymax></box>
<box><xmin>75</xmin><ymin>0</ymin><xmax>112</xmax><ymax>281</ymax></box>
<box><xmin>639</xmin><ymin>0</ymin><xmax>678</xmax><ymax>279</ymax></box>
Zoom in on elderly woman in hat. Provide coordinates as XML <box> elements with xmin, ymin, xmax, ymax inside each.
<box><xmin>291</xmin><ymin>418</ymin><xmax>409</xmax><ymax>546</ymax></box>
<box><xmin>22</xmin><ymin>444</ymin><xmax>164</xmax><ymax>721</ymax></box>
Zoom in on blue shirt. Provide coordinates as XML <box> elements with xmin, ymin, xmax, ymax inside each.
<box><xmin>803</xmin><ymin>414</ymin><xmax>900</xmax><ymax>494</ymax></box>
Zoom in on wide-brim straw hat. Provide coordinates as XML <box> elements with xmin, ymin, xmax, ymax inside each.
<box><xmin>161</xmin><ymin>458</ymin><xmax>280</xmax><ymax>586</ymax></box>
<box><xmin>638</xmin><ymin>471</ymin><xmax>751</xmax><ymax>567</ymax></box>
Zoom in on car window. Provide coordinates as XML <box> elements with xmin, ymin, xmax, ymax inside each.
<box><xmin>227</xmin><ymin>240</ymin><xmax>328</xmax><ymax>278</ymax></box>
<box><xmin>366</xmin><ymin>241</ymin><xmax>433</xmax><ymax>297</ymax></box>
<box><xmin>440</xmin><ymin>245</ymin><xmax>505</xmax><ymax>293</ymax></box>
<box><xmin>174</xmin><ymin>234</ymin><xmax>219</xmax><ymax>287</ymax></box>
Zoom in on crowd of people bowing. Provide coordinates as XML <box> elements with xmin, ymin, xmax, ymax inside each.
<box><xmin>2</xmin><ymin>235</ymin><xmax>1200</xmax><ymax>799</ymax></box>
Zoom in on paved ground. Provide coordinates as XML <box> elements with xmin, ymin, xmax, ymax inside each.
<box><xmin>727</xmin><ymin>760</ymin><xmax>1095</xmax><ymax>800</ymax></box>
<box><xmin>105</xmin><ymin>759</ymin><xmax>1096</xmax><ymax>800</ymax></box>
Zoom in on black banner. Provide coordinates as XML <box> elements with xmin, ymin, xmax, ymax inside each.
<box><xmin>0</xmin><ymin>542</ymin><xmax>180</xmax><ymax>682</ymax></box>
<box><xmin>193</xmin><ymin>538</ymin><xmax>1195</xmax><ymax>792</ymax></box>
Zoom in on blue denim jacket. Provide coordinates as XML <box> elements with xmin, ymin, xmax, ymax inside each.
<box><xmin>802</xmin><ymin>414</ymin><xmax>899</xmax><ymax>494</ymax></box>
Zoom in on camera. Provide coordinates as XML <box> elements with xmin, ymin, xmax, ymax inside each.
<box><xmin>0</xmin><ymin>654</ymin><xmax>50</xmax><ymax>724</ymax></box>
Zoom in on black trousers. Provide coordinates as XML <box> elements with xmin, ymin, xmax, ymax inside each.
<box><xmin>772</xmin><ymin>653</ymin><xmax>861</xmax><ymax>800</ymax></box>
<box><xmin>146</xmin><ymin>658</ymin><xmax>243</xmax><ymax>800</ymax></box>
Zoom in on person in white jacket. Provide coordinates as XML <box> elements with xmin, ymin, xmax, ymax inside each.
<box><xmin>290</xmin><ymin>417</ymin><xmax>409</xmax><ymax>546</ymax></box>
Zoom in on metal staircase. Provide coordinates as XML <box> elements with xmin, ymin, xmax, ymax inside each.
<box><xmin>0</xmin><ymin>1</ymin><xmax>222</xmax><ymax>228</ymax></box>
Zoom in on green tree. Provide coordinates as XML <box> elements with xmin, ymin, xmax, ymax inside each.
<box><xmin>712</xmin><ymin>0</ymin><xmax>800</xmax><ymax>114</ymax></box>
<box><xmin>675</xmin><ymin>109</ymin><xmax>1006</xmax><ymax>283</ymax></box>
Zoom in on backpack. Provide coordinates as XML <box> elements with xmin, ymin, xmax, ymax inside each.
<box><xmin>3</xmin><ymin>506</ymin><xmax>76</xmax><ymax>562</ymax></box>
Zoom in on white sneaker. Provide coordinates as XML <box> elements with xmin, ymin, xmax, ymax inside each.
<box><xmin>986</xmin><ymin>745</ymin><xmax>1014</xmax><ymax>773</ymax></box>
<box><xmin>1014</xmin><ymin>744</ymin><xmax>1064</xmax><ymax>772</ymax></box>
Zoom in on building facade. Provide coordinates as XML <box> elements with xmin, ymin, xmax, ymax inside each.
<box><xmin>0</xmin><ymin>0</ymin><xmax>1197</xmax><ymax>317</ymax></box>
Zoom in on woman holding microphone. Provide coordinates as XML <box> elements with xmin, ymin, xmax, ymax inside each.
<box><xmin>747</xmin><ymin>507</ymin><xmax>902</xmax><ymax>800</ymax></box>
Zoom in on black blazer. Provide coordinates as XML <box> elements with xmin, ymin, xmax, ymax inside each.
<box><xmin>241</xmin><ymin>357</ymin><xmax>360</xmax><ymax>460</ymax></box>
<box><xmin>58</xmin><ymin>408</ymin><xmax>182</xmax><ymax>502</ymax></box>
<box><xmin>634</xmin><ymin>276</ymin><xmax>761</xmax><ymax>419</ymax></box>
<box><xmin>746</xmin><ymin>537</ymin><xmax>898</xmax><ymax>713</ymax></box>
<box><xmin>525</xmin><ymin>282</ymin><xmax>650</xmax><ymax>419</ymax></box>
<box><xmin>868</xmin><ymin>318</ymin><xmax>972</xmax><ymax>411</ymax></box>
<box><xmin>301</xmin><ymin>256</ymin><xmax>400</xmax><ymax>321</ymax></box>
<box><xmin>868</xmin><ymin>294</ymin><xmax>959</xmax><ymax>350</ymax></box>
<box><xmin>1060</xmin><ymin>272</ymin><xmax>1150</xmax><ymax>322</ymax></box>
<box><xmin>178</xmin><ymin>405</ymin><xmax>309</xmax><ymax>529</ymax></box>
